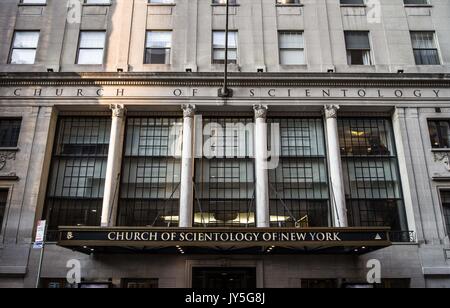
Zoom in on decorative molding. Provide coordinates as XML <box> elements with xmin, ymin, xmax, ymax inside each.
<box><xmin>253</xmin><ymin>105</ymin><xmax>268</xmax><ymax>119</ymax></box>
<box><xmin>433</xmin><ymin>151</ymin><xmax>450</xmax><ymax>171</ymax></box>
<box><xmin>1</xmin><ymin>73</ymin><xmax>449</xmax><ymax>88</ymax></box>
<box><xmin>324</xmin><ymin>105</ymin><xmax>340</xmax><ymax>119</ymax></box>
<box><xmin>110</xmin><ymin>104</ymin><xmax>125</xmax><ymax>118</ymax></box>
<box><xmin>182</xmin><ymin>104</ymin><xmax>196</xmax><ymax>118</ymax></box>
<box><xmin>0</xmin><ymin>151</ymin><xmax>16</xmax><ymax>171</ymax></box>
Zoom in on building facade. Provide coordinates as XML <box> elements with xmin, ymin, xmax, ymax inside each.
<box><xmin>0</xmin><ymin>0</ymin><xmax>449</xmax><ymax>288</ymax></box>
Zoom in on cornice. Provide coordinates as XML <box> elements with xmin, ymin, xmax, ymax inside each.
<box><xmin>0</xmin><ymin>72</ymin><xmax>449</xmax><ymax>88</ymax></box>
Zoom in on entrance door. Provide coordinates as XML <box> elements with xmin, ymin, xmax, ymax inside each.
<box><xmin>192</xmin><ymin>267</ymin><xmax>257</xmax><ymax>289</ymax></box>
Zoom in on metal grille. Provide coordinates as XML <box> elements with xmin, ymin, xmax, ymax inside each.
<box><xmin>194</xmin><ymin>117</ymin><xmax>255</xmax><ymax>227</ymax></box>
<box><xmin>268</xmin><ymin>118</ymin><xmax>330</xmax><ymax>227</ymax></box>
<box><xmin>44</xmin><ymin>117</ymin><xmax>111</xmax><ymax>235</ymax></box>
<box><xmin>441</xmin><ymin>191</ymin><xmax>450</xmax><ymax>236</ymax></box>
<box><xmin>0</xmin><ymin>118</ymin><xmax>21</xmax><ymax>147</ymax></box>
<box><xmin>0</xmin><ymin>189</ymin><xmax>8</xmax><ymax>231</ymax></box>
<box><xmin>338</xmin><ymin>118</ymin><xmax>407</xmax><ymax>231</ymax></box>
<box><xmin>118</xmin><ymin>117</ymin><xmax>182</xmax><ymax>227</ymax></box>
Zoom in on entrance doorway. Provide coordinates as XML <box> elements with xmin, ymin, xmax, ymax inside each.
<box><xmin>192</xmin><ymin>267</ymin><xmax>257</xmax><ymax>289</ymax></box>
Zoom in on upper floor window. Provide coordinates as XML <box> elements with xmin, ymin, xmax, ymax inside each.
<box><xmin>148</xmin><ymin>0</ymin><xmax>174</xmax><ymax>3</ymax></box>
<box><xmin>21</xmin><ymin>0</ymin><xmax>47</xmax><ymax>4</ymax></box>
<box><xmin>345</xmin><ymin>31</ymin><xmax>372</xmax><ymax>65</ymax></box>
<box><xmin>0</xmin><ymin>189</ymin><xmax>8</xmax><ymax>234</ymax></box>
<box><xmin>212</xmin><ymin>31</ymin><xmax>238</xmax><ymax>64</ymax></box>
<box><xmin>276</xmin><ymin>0</ymin><xmax>301</xmax><ymax>4</ymax></box>
<box><xmin>279</xmin><ymin>31</ymin><xmax>305</xmax><ymax>65</ymax></box>
<box><xmin>340</xmin><ymin>0</ymin><xmax>365</xmax><ymax>5</ymax></box>
<box><xmin>9</xmin><ymin>31</ymin><xmax>40</xmax><ymax>65</ymax></box>
<box><xmin>411</xmin><ymin>32</ymin><xmax>440</xmax><ymax>65</ymax></box>
<box><xmin>404</xmin><ymin>0</ymin><xmax>429</xmax><ymax>5</ymax></box>
<box><xmin>145</xmin><ymin>31</ymin><xmax>172</xmax><ymax>64</ymax></box>
<box><xmin>77</xmin><ymin>31</ymin><xmax>106</xmax><ymax>65</ymax></box>
<box><xmin>0</xmin><ymin>119</ymin><xmax>21</xmax><ymax>148</ymax></box>
<box><xmin>85</xmin><ymin>0</ymin><xmax>110</xmax><ymax>3</ymax></box>
<box><xmin>212</xmin><ymin>0</ymin><xmax>237</xmax><ymax>4</ymax></box>
<box><xmin>428</xmin><ymin>119</ymin><xmax>450</xmax><ymax>149</ymax></box>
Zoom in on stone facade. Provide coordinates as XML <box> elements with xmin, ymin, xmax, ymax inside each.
<box><xmin>0</xmin><ymin>0</ymin><xmax>449</xmax><ymax>288</ymax></box>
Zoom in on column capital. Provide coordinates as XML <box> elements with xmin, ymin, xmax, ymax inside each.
<box><xmin>253</xmin><ymin>105</ymin><xmax>268</xmax><ymax>119</ymax></box>
<box><xmin>324</xmin><ymin>105</ymin><xmax>340</xmax><ymax>119</ymax></box>
<box><xmin>182</xmin><ymin>104</ymin><xmax>196</xmax><ymax>118</ymax></box>
<box><xmin>110</xmin><ymin>104</ymin><xmax>126</xmax><ymax>118</ymax></box>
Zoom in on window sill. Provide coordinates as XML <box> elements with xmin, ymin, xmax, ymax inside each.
<box><xmin>0</xmin><ymin>147</ymin><xmax>19</xmax><ymax>152</ymax></box>
<box><xmin>276</xmin><ymin>4</ymin><xmax>304</xmax><ymax>7</ymax></box>
<box><xmin>17</xmin><ymin>3</ymin><xmax>47</xmax><ymax>7</ymax></box>
<box><xmin>340</xmin><ymin>5</ymin><xmax>366</xmax><ymax>8</ymax></box>
<box><xmin>82</xmin><ymin>3</ymin><xmax>112</xmax><ymax>7</ymax></box>
<box><xmin>211</xmin><ymin>4</ymin><xmax>240</xmax><ymax>7</ymax></box>
<box><xmin>431</xmin><ymin>148</ymin><xmax>450</xmax><ymax>153</ymax></box>
<box><xmin>148</xmin><ymin>3</ymin><xmax>175</xmax><ymax>6</ymax></box>
<box><xmin>404</xmin><ymin>5</ymin><xmax>433</xmax><ymax>8</ymax></box>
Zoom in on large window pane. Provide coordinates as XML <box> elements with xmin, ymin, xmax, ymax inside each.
<box><xmin>338</xmin><ymin>118</ymin><xmax>407</xmax><ymax>231</ymax></box>
<box><xmin>118</xmin><ymin>118</ymin><xmax>182</xmax><ymax>227</ymax></box>
<box><xmin>44</xmin><ymin>117</ymin><xmax>111</xmax><ymax>238</ymax></box>
<box><xmin>194</xmin><ymin>118</ymin><xmax>255</xmax><ymax>227</ymax></box>
<box><xmin>268</xmin><ymin>118</ymin><xmax>330</xmax><ymax>227</ymax></box>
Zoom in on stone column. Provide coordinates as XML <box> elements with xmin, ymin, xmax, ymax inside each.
<box><xmin>324</xmin><ymin>105</ymin><xmax>348</xmax><ymax>227</ymax></box>
<box><xmin>101</xmin><ymin>104</ymin><xmax>126</xmax><ymax>227</ymax></box>
<box><xmin>179</xmin><ymin>105</ymin><xmax>196</xmax><ymax>228</ymax></box>
<box><xmin>254</xmin><ymin>105</ymin><xmax>270</xmax><ymax>228</ymax></box>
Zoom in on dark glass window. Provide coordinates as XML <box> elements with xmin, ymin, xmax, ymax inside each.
<box><xmin>338</xmin><ymin>118</ymin><xmax>407</xmax><ymax>231</ymax></box>
<box><xmin>440</xmin><ymin>191</ymin><xmax>450</xmax><ymax>236</ymax></box>
<box><xmin>268</xmin><ymin>118</ymin><xmax>330</xmax><ymax>227</ymax></box>
<box><xmin>0</xmin><ymin>189</ymin><xmax>8</xmax><ymax>232</ymax></box>
<box><xmin>194</xmin><ymin>117</ymin><xmax>255</xmax><ymax>227</ymax></box>
<box><xmin>0</xmin><ymin>119</ymin><xmax>21</xmax><ymax>148</ymax></box>
<box><xmin>428</xmin><ymin>120</ymin><xmax>450</xmax><ymax>148</ymax></box>
<box><xmin>118</xmin><ymin>117</ymin><xmax>182</xmax><ymax>227</ymax></box>
<box><xmin>44</xmin><ymin>117</ymin><xmax>111</xmax><ymax>237</ymax></box>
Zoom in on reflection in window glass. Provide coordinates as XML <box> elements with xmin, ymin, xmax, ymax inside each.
<box><xmin>268</xmin><ymin>118</ymin><xmax>330</xmax><ymax>227</ymax></box>
<box><xmin>44</xmin><ymin>117</ymin><xmax>111</xmax><ymax>237</ymax></box>
<box><xmin>194</xmin><ymin>118</ymin><xmax>255</xmax><ymax>227</ymax></box>
<box><xmin>338</xmin><ymin>118</ymin><xmax>407</xmax><ymax>231</ymax></box>
<box><xmin>118</xmin><ymin>118</ymin><xmax>182</xmax><ymax>227</ymax></box>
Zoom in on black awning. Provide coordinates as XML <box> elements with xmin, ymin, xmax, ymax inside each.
<box><xmin>56</xmin><ymin>227</ymin><xmax>392</xmax><ymax>255</ymax></box>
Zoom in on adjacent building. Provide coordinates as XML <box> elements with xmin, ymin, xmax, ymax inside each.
<box><xmin>0</xmin><ymin>0</ymin><xmax>449</xmax><ymax>288</ymax></box>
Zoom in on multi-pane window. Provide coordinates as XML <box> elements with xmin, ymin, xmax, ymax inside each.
<box><xmin>118</xmin><ymin>118</ymin><xmax>182</xmax><ymax>227</ymax></box>
<box><xmin>44</xmin><ymin>118</ymin><xmax>111</xmax><ymax>237</ymax></box>
<box><xmin>428</xmin><ymin>120</ymin><xmax>450</xmax><ymax>148</ymax></box>
<box><xmin>440</xmin><ymin>191</ymin><xmax>450</xmax><ymax>236</ymax></box>
<box><xmin>338</xmin><ymin>118</ymin><xmax>407</xmax><ymax>231</ymax></box>
<box><xmin>9</xmin><ymin>31</ymin><xmax>40</xmax><ymax>64</ymax></box>
<box><xmin>21</xmin><ymin>0</ymin><xmax>47</xmax><ymax>4</ymax></box>
<box><xmin>194</xmin><ymin>117</ymin><xmax>255</xmax><ymax>227</ymax></box>
<box><xmin>77</xmin><ymin>31</ymin><xmax>106</xmax><ymax>65</ymax></box>
<box><xmin>145</xmin><ymin>31</ymin><xmax>172</xmax><ymax>64</ymax></box>
<box><xmin>0</xmin><ymin>189</ymin><xmax>8</xmax><ymax>233</ymax></box>
<box><xmin>276</xmin><ymin>0</ymin><xmax>301</xmax><ymax>4</ymax></box>
<box><xmin>85</xmin><ymin>0</ymin><xmax>110</xmax><ymax>3</ymax></box>
<box><xmin>340</xmin><ymin>0</ymin><xmax>364</xmax><ymax>4</ymax></box>
<box><xmin>212</xmin><ymin>31</ymin><xmax>238</xmax><ymax>64</ymax></box>
<box><xmin>268</xmin><ymin>118</ymin><xmax>329</xmax><ymax>228</ymax></box>
<box><xmin>345</xmin><ymin>31</ymin><xmax>372</xmax><ymax>65</ymax></box>
<box><xmin>212</xmin><ymin>0</ymin><xmax>237</xmax><ymax>4</ymax></box>
<box><xmin>0</xmin><ymin>119</ymin><xmax>21</xmax><ymax>148</ymax></box>
<box><xmin>411</xmin><ymin>32</ymin><xmax>440</xmax><ymax>65</ymax></box>
<box><xmin>279</xmin><ymin>32</ymin><xmax>305</xmax><ymax>65</ymax></box>
<box><xmin>404</xmin><ymin>0</ymin><xmax>428</xmax><ymax>5</ymax></box>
